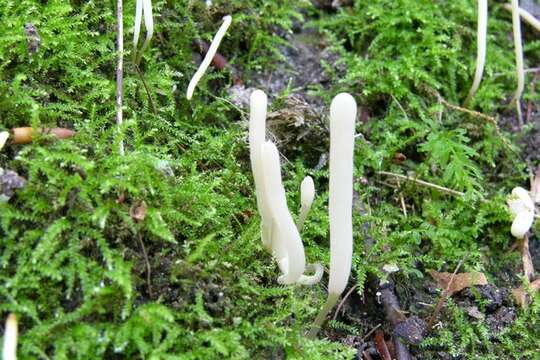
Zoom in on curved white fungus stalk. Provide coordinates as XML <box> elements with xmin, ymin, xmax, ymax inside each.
<box><xmin>2</xmin><ymin>314</ymin><xmax>17</xmax><ymax>360</ymax></box>
<box><xmin>133</xmin><ymin>0</ymin><xmax>154</xmax><ymax>66</ymax></box>
<box><xmin>261</xmin><ymin>141</ymin><xmax>306</xmax><ymax>285</ymax></box>
<box><xmin>248</xmin><ymin>90</ymin><xmax>273</xmax><ymax>251</ymax></box>
<box><xmin>297</xmin><ymin>176</ymin><xmax>315</xmax><ymax>230</ymax></box>
<box><xmin>308</xmin><ymin>93</ymin><xmax>356</xmax><ymax>338</ymax></box>
<box><xmin>296</xmin><ymin>263</ymin><xmax>324</xmax><ymax>286</ymax></box>
<box><xmin>504</xmin><ymin>4</ymin><xmax>540</xmax><ymax>33</ymax></box>
<box><xmin>510</xmin><ymin>0</ymin><xmax>525</xmax><ymax>124</ymax></box>
<box><xmin>508</xmin><ymin>187</ymin><xmax>535</xmax><ymax>238</ymax></box>
<box><xmin>186</xmin><ymin>15</ymin><xmax>232</xmax><ymax>100</ymax></box>
<box><xmin>0</xmin><ymin>131</ymin><xmax>9</xmax><ymax>151</ymax></box>
<box><xmin>465</xmin><ymin>0</ymin><xmax>487</xmax><ymax>104</ymax></box>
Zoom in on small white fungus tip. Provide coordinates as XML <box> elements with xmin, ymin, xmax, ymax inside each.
<box><xmin>3</xmin><ymin>313</ymin><xmax>18</xmax><ymax>360</ymax></box>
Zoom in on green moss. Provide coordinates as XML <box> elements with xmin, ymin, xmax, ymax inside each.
<box><xmin>0</xmin><ymin>0</ymin><xmax>539</xmax><ymax>358</ymax></box>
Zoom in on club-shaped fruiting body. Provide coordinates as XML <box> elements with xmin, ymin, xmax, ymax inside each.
<box><xmin>248</xmin><ymin>90</ymin><xmax>273</xmax><ymax>251</ymax></box>
<box><xmin>186</xmin><ymin>15</ymin><xmax>232</xmax><ymax>100</ymax></box>
<box><xmin>133</xmin><ymin>0</ymin><xmax>154</xmax><ymax>65</ymax></box>
<box><xmin>308</xmin><ymin>92</ymin><xmax>356</xmax><ymax>338</ymax></box>
<box><xmin>327</xmin><ymin>93</ymin><xmax>356</xmax><ymax>299</ymax></box>
<box><xmin>2</xmin><ymin>314</ymin><xmax>17</xmax><ymax>360</ymax></box>
<box><xmin>297</xmin><ymin>176</ymin><xmax>315</xmax><ymax>230</ymax></box>
<box><xmin>249</xmin><ymin>89</ymin><xmax>323</xmax><ymax>285</ymax></box>
<box><xmin>465</xmin><ymin>0</ymin><xmax>487</xmax><ymax>104</ymax></box>
<box><xmin>261</xmin><ymin>141</ymin><xmax>306</xmax><ymax>284</ymax></box>
<box><xmin>508</xmin><ymin>187</ymin><xmax>535</xmax><ymax>238</ymax></box>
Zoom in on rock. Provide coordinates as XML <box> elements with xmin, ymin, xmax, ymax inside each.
<box><xmin>465</xmin><ymin>306</ymin><xmax>485</xmax><ymax>320</ymax></box>
<box><xmin>0</xmin><ymin>168</ymin><xmax>26</xmax><ymax>202</ymax></box>
<box><xmin>393</xmin><ymin>316</ymin><xmax>427</xmax><ymax>345</ymax></box>
<box><xmin>462</xmin><ymin>284</ymin><xmax>510</xmax><ymax>313</ymax></box>
<box><xmin>486</xmin><ymin>307</ymin><xmax>517</xmax><ymax>335</ymax></box>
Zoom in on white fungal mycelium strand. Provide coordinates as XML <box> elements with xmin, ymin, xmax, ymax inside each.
<box><xmin>248</xmin><ymin>90</ymin><xmax>273</xmax><ymax>252</ymax></box>
<box><xmin>133</xmin><ymin>0</ymin><xmax>154</xmax><ymax>65</ymax></box>
<box><xmin>3</xmin><ymin>314</ymin><xmax>17</xmax><ymax>360</ymax></box>
<box><xmin>511</xmin><ymin>0</ymin><xmax>525</xmax><ymax>124</ymax></box>
<box><xmin>308</xmin><ymin>93</ymin><xmax>356</xmax><ymax>338</ymax></box>
<box><xmin>186</xmin><ymin>15</ymin><xmax>232</xmax><ymax>100</ymax></box>
<box><xmin>508</xmin><ymin>187</ymin><xmax>535</xmax><ymax>238</ymax></box>
<box><xmin>261</xmin><ymin>141</ymin><xmax>306</xmax><ymax>285</ymax></box>
<box><xmin>297</xmin><ymin>176</ymin><xmax>315</xmax><ymax>230</ymax></box>
<box><xmin>465</xmin><ymin>0</ymin><xmax>488</xmax><ymax>104</ymax></box>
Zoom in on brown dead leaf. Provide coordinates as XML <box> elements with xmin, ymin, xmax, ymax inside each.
<box><xmin>129</xmin><ymin>200</ymin><xmax>147</xmax><ymax>222</ymax></box>
<box><xmin>512</xmin><ymin>278</ymin><xmax>540</xmax><ymax>308</ymax></box>
<box><xmin>429</xmin><ymin>270</ymin><xmax>488</xmax><ymax>295</ymax></box>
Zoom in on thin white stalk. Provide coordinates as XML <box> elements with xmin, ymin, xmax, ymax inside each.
<box><xmin>308</xmin><ymin>93</ymin><xmax>356</xmax><ymax>338</ymax></box>
<box><xmin>465</xmin><ymin>0</ymin><xmax>488</xmax><ymax>104</ymax></box>
<box><xmin>133</xmin><ymin>0</ymin><xmax>154</xmax><ymax>66</ymax></box>
<box><xmin>3</xmin><ymin>314</ymin><xmax>17</xmax><ymax>360</ymax></box>
<box><xmin>261</xmin><ymin>141</ymin><xmax>306</xmax><ymax>285</ymax></box>
<box><xmin>511</xmin><ymin>0</ymin><xmax>525</xmax><ymax>125</ymax></box>
<box><xmin>248</xmin><ymin>90</ymin><xmax>273</xmax><ymax>251</ymax></box>
<box><xmin>503</xmin><ymin>4</ymin><xmax>540</xmax><ymax>32</ymax></box>
<box><xmin>297</xmin><ymin>176</ymin><xmax>315</xmax><ymax>230</ymax></box>
<box><xmin>116</xmin><ymin>0</ymin><xmax>124</xmax><ymax>155</ymax></box>
<box><xmin>186</xmin><ymin>15</ymin><xmax>232</xmax><ymax>100</ymax></box>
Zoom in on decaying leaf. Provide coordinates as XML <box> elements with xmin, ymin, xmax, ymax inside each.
<box><xmin>430</xmin><ymin>270</ymin><xmax>488</xmax><ymax>295</ymax></box>
<box><xmin>512</xmin><ymin>278</ymin><xmax>540</xmax><ymax>308</ymax></box>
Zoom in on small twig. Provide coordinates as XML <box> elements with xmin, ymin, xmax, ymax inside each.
<box><xmin>377</xmin><ymin>171</ymin><xmax>465</xmax><ymax>197</ymax></box>
<box><xmin>137</xmin><ymin>232</ymin><xmax>153</xmax><ymax>297</ymax></box>
<box><xmin>361</xmin><ymin>323</ymin><xmax>382</xmax><ymax>342</ymax></box>
<box><xmin>520</xmin><ymin>235</ymin><xmax>535</xmax><ymax>282</ymax></box>
<box><xmin>427</xmin><ymin>88</ymin><xmax>513</xmax><ymax>150</ymax></box>
<box><xmin>379</xmin><ymin>283</ymin><xmax>411</xmax><ymax>360</ymax></box>
<box><xmin>116</xmin><ymin>0</ymin><xmax>125</xmax><ymax>155</ymax></box>
<box><xmin>427</xmin><ymin>258</ymin><xmax>465</xmax><ymax>330</ymax></box>
<box><xmin>332</xmin><ymin>284</ymin><xmax>358</xmax><ymax>321</ymax></box>
<box><xmin>134</xmin><ymin>64</ymin><xmax>158</xmax><ymax>116</ymax></box>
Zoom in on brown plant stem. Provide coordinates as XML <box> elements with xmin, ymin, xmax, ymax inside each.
<box><xmin>134</xmin><ymin>64</ymin><xmax>158</xmax><ymax>116</ymax></box>
<box><xmin>427</xmin><ymin>259</ymin><xmax>465</xmax><ymax>330</ymax></box>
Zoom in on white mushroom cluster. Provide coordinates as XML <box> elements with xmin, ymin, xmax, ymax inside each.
<box><xmin>249</xmin><ymin>90</ymin><xmax>357</xmax><ymax>336</ymax></box>
<box><xmin>508</xmin><ymin>187</ymin><xmax>535</xmax><ymax>238</ymax></box>
<box><xmin>249</xmin><ymin>90</ymin><xmax>323</xmax><ymax>286</ymax></box>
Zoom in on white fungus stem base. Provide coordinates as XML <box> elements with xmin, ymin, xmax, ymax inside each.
<box><xmin>306</xmin><ymin>293</ymin><xmax>340</xmax><ymax>339</ymax></box>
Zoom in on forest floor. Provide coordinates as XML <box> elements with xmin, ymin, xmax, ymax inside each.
<box><xmin>1</xmin><ymin>0</ymin><xmax>540</xmax><ymax>359</ymax></box>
